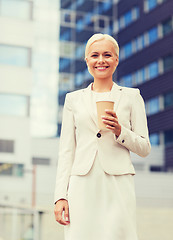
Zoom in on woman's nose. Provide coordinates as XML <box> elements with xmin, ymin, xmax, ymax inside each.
<box><xmin>98</xmin><ymin>55</ymin><xmax>105</xmax><ymax>63</ymax></box>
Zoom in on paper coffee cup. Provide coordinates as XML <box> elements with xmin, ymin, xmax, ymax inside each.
<box><xmin>96</xmin><ymin>101</ymin><xmax>114</xmax><ymax>130</ymax></box>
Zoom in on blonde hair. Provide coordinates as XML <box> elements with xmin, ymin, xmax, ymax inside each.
<box><xmin>85</xmin><ymin>33</ymin><xmax>119</xmax><ymax>59</ymax></box>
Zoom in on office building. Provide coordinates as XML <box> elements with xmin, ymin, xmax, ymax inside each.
<box><xmin>58</xmin><ymin>0</ymin><xmax>173</xmax><ymax>171</ymax></box>
<box><xmin>115</xmin><ymin>0</ymin><xmax>173</xmax><ymax>171</ymax></box>
<box><xmin>0</xmin><ymin>0</ymin><xmax>59</xmax><ymax>206</ymax></box>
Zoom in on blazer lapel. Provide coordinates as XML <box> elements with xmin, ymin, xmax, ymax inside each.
<box><xmin>110</xmin><ymin>82</ymin><xmax>123</xmax><ymax>112</ymax></box>
<box><xmin>82</xmin><ymin>83</ymin><xmax>98</xmax><ymax>129</ymax></box>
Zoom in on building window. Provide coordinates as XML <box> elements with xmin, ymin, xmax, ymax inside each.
<box><xmin>0</xmin><ymin>44</ymin><xmax>31</xmax><ymax>67</ymax></box>
<box><xmin>135</xmin><ymin>35</ymin><xmax>145</xmax><ymax>51</ymax></box>
<box><xmin>164</xmin><ymin>129</ymin><xmax>173</xmax><ymax>146</ymax></box>
<box><xmin>75</xmin><ymin>72</ymin><xmax>84</xmax><ymax>87</ymax></box>
<box><xmin>85</xmin><ymin>12</ymin><xmax>94</xmax><ymax>28</ymax></box>
<box><xmin>164</xmin><ymin>91</ymin><xmax>173</xmax><ymax>108</ymax></box>
<box><xmin>0</xmin><ymin>139</ymin><xmax>14</xmax><ymax>153</ymax></box>
<box><xmin>59</xmin><ymin>58</ymin><xmax>71</xmax><ymax>72</ymax></box>
<box><xmin>146</xmin><ymin>96</ymin><xmax>160</xmax><ymax>115</ymax></box>
<box><xmin>148</xmin><ymin>61</ymin><xmax>159</xmax><ymax>80</ymax></box>
<box><xmin>60</xmin><ymin>27</ymin><xmax>72</xmax><ymax>41</ymax></box>
<box><xmin>147</xmin><ymin>0</ymin><xmax>157</xmax><ymax>11</ymax></box>
<box><xmin>162</xmin><ymin>17</ymin><xmax>173</xmax><ymax>36</ymax></box>
<box><xmin>32</xmin><ymin>157</ymin><xmax>50</xmax><ymax>165</ymax></box>
<box><xmin>124</xmin><ymin>42</ymin><xmax>133</xmax><ymax>58</ymax></box>
<box><xmin>75</xmin><ymin>43</ymin><xmax>85</xmax><ymax>59</ymax></box>
<box><xmin>59</xmin><ymin>42</ymin><xmax>75</xmax><ymax>58</ymax></box>
<box><xmin>144</xmin><ymin>0</ymin><xmax>158</xmax><ymax>12</ymax></box>
<box><xmin>0</xmin><ymin>0</ymin><xmax>33</xmax><ymax>20</ymax></box>
<box><xmin>134</xmin><ymin>68</ymin><xmax>146</xmax><ymax>85</ymax></box>
<box><xmin>120</xmin><ymin>74</ymin><xmax>133</xmax><ymax>87</ymax></box>
<box><xmin>163</xmin><ymin>55</ymin><xmax>173</xmax><ymax>72</ymax></box>
<box><xmin>116</xmin><ymin>6</ymin><xmax>140</xmax><ymax>32</ymax></box>
<box><xmin>98</xmin><ymin>1</ymin><xmax>112</xmax><ymax>15</ymax></box>
<box><xmin>0</xmin><ymin>94</ymin><xmax>29</xmax><ymax>117</ymax></box>
<box><xmin>124</xmin><ymin>10</ymin><xmax>132</xmax><ymax>27</ymax></box>
<box><xmin>62</xmin><ymin>11</ymin><xmax>72</xmax><ymax>23</ymax></box>
<box><xmin>148</xmin><ymin>27</ymin><xmax>158</xmax><ymax>44</ymax></box>
<box><xmin>59</xmin><ymin>73</ymin><xmax>74</xmax><ymax>91</ymax></box>
<box><xmin>150</xmin><ymin>133</ymin><xmax>160</xmax><ymax>146</ymax></box>
<box><xmin>0</xmin><ymin>163</ymin><xmax>24</xmax><ymax>177</ymax></box>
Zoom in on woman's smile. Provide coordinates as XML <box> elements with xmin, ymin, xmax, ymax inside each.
<box><xmin>95</xmin><ymin>66</ymin><xmax>109</xmax><ymax>71</ymax></box>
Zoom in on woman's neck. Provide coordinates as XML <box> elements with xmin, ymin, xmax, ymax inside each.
<box><xmin>92</xmin><ymin>79</ymin><xmax>113</xmax><ymax>92</ymax></box>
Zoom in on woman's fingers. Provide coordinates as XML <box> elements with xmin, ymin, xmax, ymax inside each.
<box><xmin>102</xmin><ymin>119</ymin><xmax>117</xmax><ymax>127</ymax></box>
<box><xmin>105</xmin><ymin>109</ymin><xmax>117</xmax><ymax>117</ymax></box>
<box><xmin>64</xmin><ymin>202</ymin><xmax>70</xmax><ymax>223</ymax></box>
<box><xmin>54</xmin><ymin>199</ymin><xmax>70</xmax><ymax>225</ymax></box>
<box><xmin>102</xmin><ymin>109</ymin><xmax>121</xmax><ymax>137</ymax></box>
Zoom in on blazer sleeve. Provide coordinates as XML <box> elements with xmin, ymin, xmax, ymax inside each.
<box><xmin>115</xmin><ymin>89</ymin><xmax>151</xmax><ymax>157</ymax></box>
<box><xmin>54</xmin><ymin>93</ymin><xmax>76</xmax><ymax>203</ymax></box>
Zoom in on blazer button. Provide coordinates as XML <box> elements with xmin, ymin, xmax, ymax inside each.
<box><xmin>122</xmin><ymin>140</ymin><xmax>125</xmax><ymax>143</ymax></box>
<box><xmin>97</xmin><ymin>132</ymin><xmax>101</xmax><ymax>138</ymax></box>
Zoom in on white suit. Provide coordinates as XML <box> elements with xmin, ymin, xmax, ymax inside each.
<box><xmin>54</xmin><ymin>82</ymin><xmax>151</xmax><ymax>203</ymax></box>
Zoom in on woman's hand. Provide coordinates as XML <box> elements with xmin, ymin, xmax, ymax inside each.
<box><xmin>102</xmin><ymin>109</ymin><xmax>121</xmax><ymax>138</ymax></box>
<box><xmin>54</xmin><ymin>199</ymin><xmax>70</xmax><ymax>225</ymax></box>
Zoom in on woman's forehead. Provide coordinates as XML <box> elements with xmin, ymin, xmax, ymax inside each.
<box><xmin>88</xmin><ymin>40</ymin><xmax>116</xmax><ymax>54</ymax></box>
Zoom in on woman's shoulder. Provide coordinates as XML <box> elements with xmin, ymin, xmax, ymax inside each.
<box><xmin>65</xmin><ymin>87</ymin><xmax>87</xmax><ymax>103</ymax></box>
<box><xmin>66</xmin><ymin>88</ymin><xmax>84</xmax><ymax>97</ymax></box>
<box><xmin>120</xmin><ymin>86</ymin><xmax>140</xmax><ymax>96</ymax></box>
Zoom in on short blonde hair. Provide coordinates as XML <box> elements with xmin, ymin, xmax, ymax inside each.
<box><xmin>85</xmin><ymin>33</ymin><xmax>119</xmax><ymax>59</ymax></box>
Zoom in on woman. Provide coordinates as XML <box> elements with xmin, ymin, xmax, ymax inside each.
<box><xmin>54</xmin><ymin>33</ymin><xmax>151</xmax><ymax>240</ymax></box>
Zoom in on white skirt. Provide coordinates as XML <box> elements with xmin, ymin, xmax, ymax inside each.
<box><xmin>64</xmin><ymin>154</ymin><xmax>138</xmax><ymax>240</ymax></box>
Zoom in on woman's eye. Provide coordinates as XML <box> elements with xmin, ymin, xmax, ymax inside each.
<box><xmin>105</xmin><ymin>54</ymin><xmax>111</xmax><ymax>57</ymax></box>
<box><xmin>91</xmin><ymin>54</ymin><xmax>98</xmax><ymax>57</ymax></box>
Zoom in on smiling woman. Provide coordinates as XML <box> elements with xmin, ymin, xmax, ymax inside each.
<box><xmin>54</xmin><ymin>33</ymin><xmax>151</xmax><ymax>240</ymax></box>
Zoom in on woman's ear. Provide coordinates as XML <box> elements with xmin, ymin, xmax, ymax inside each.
<box><xmin>85</xmin><ymin>57</ymin><xmax>88</xmax><ymax>65</ymax></box>
<box><xmin>115</xmin><ymin>55</ymin><xmax>119</xmax><ymax>67</ymax></box>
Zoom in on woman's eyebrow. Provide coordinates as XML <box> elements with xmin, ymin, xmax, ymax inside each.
<box><xmin>90</xmin><ymin>52</ymin><xmax>99</xmax><ymax>54</ymax></box>
<box><xmin>90</xmin><ymin>51</ymin><xmax>112</xmax><ymax>54</ymax></box>
<box><xmin>104</xmin><ymin>51</ymin><xmax>112</xmax><ymax>54</ymax></box>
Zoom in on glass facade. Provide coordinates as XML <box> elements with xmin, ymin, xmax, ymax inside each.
<box><xmin>119</xmin><ymin>59</ymin><xmax>161</xmax><ymax>87</ymax></box>
<box><xmin>0</xmin><ymin>45</ymin><xmax>30</xmax><ymax>67</ymax></box>
<box><xmin>120</xmin><ymin>17</ymin><xmax>173</xmax><ymax>61</ymax></box>
<box><xmin>117</xmin><ymin>6</ymin><xmax>140</xmax><ymax>32</ymax></box>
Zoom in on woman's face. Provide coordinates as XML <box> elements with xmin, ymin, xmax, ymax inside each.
<box><xmin>86</xmin><ymin>39</ymin><xmax>119</xmax><ymax>80</ymax></box>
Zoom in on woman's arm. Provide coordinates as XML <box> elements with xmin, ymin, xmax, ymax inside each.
<box><xmin>116</xmin><ymin>89</ymin><xmax>151</xmax><ymax>157</ymax></box>
<box><xmin>102</xmin><ymin>89</ymin><xmax>151</xmax><ymax>157</ymax></box>
<box><xmin>54</xmin><ymin>93</ymin><xmax>76</xmax><ymax>203</ymax></box>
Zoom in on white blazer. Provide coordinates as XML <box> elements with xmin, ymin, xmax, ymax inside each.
<box><xmin>54</xmin><ymin>82</ymin><xmax>151</xmax><ymax>202</ymax></box>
